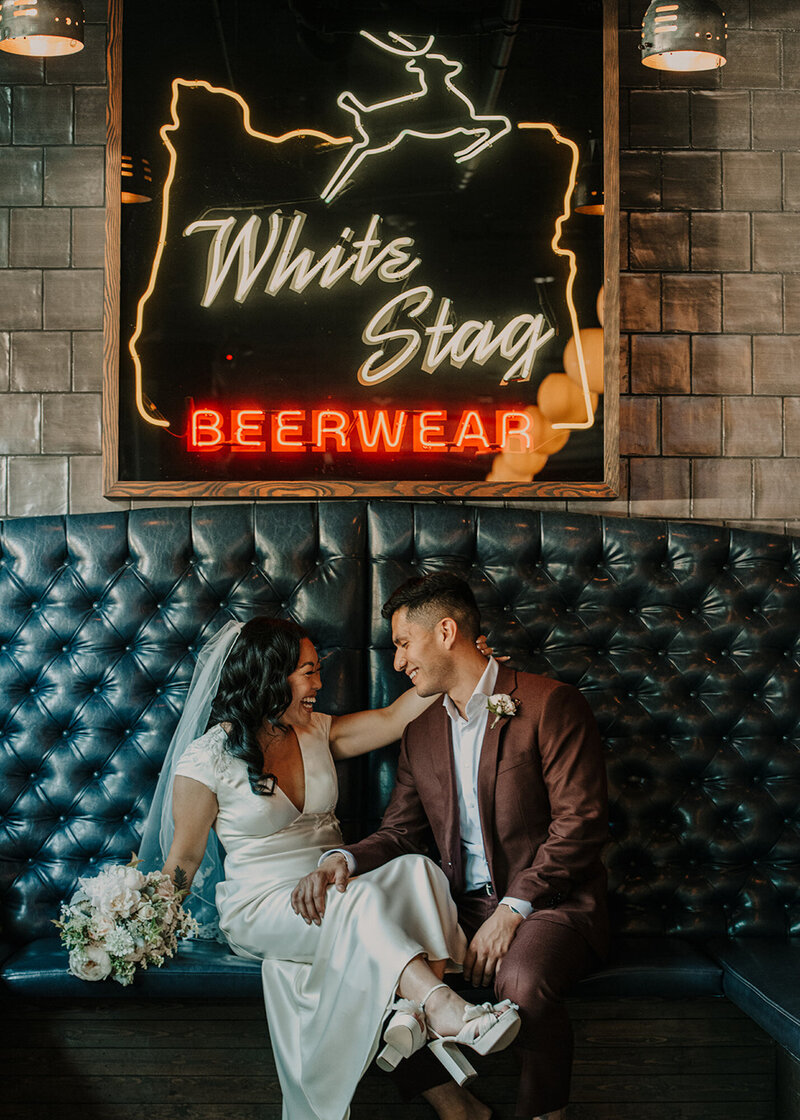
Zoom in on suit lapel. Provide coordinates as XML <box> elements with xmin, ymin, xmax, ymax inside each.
<box><xmin>477</xmin><ymin>665</ymin><xmax>519</xmax><ymax>876</ymax></box>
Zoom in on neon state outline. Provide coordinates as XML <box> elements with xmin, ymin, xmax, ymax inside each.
<box><xmin>320</xmin><ymin>30</ymin><xmax>512</xmax><ymax>204</ymax></box>
<box><xmin>129</xmin><ymin>83</ymin><xmax>594</xmax><ymax>431</ymax></box>
<box><xmin>128</xmin><ymin>77</ymin><xmax>352</xmax><ymax>429</ymax></box>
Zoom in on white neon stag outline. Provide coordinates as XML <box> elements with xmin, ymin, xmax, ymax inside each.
<box><xmin>320</xmin><ymin>30</ymin><xmax>512</xmax><ymax>204</ymax></box>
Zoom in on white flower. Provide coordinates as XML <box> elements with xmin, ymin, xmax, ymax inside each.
<box><xmin>88</xmin><ymin>914</ymin><xmax>116</xmax><ymax>940</ymax></box>
<box><xmin>79</xmin><ymin>866</ymin><xmax>145</xmax><ymax>919</ymax></box>
<box><xmin>137</xmin><ymin>902</ymin><xmax>155</xmax><ymax>921</ymax></box>
<box><xmin>68</xmin><ymin>946</ymin><xmax>112</xmax><ymax>982</ymax></box>
<box><xmin>104</xmin><ymin>927</ymin><xmax>136</xmax><ymax>957</ymax></box>
<box><xmin>487</xmin><ymin>693</ymin><xmax>520</xmax><ymax>729</ymax></box>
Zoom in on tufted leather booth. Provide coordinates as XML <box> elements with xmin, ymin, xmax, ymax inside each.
<box><xmin>1</xmin><ymin>503</ymin><xmax>798</xmax><ymax>1060</ymax></box>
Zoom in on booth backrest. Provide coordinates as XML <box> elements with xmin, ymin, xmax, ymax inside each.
<box><xmin>1</xmin><ymin>503</ymin><xmax>799</xmax><ymax>944</ymax></box>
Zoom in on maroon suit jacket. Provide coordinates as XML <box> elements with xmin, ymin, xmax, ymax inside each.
<box><xmin>346</xmin><ymin>664</ymin><xmax>610</xmax><ymax>959</ymax></box>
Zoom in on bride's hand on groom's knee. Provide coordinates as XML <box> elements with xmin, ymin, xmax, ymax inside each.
<box><xmin>291</xmin><ymin>855</ymin><xmax>350</xmax><ymax>925</ymax></box>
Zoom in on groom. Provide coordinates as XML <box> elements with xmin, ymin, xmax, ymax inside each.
<box><xmin>298</xmin><ymin>571</ymin><xmax>609</xmax><ymax>1120</ymax></box>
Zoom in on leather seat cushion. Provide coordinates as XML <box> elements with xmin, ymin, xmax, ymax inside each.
<box><xmin>707</xmin><ymin>938</ymin><xmax>800</xmax><ymax>1059</ymax></box>
<box><xmin>574</xmin><ymin>936</ymin><xmax>724</xmax><ymax>998</ymax></box>
<box><xmin>1</xmin><ymin>937</ymin><xmax>263</xmax><ymax>999</ymax></box>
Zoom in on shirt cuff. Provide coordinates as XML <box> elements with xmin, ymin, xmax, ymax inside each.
<box><xmin>319</xmin><ymin>848</ymin><xmax>357</xmax><ymax>874</ymax></box>
<box><xmin>499</xmin><ymin>895</ymin><xmax>532</xmax><ymax>918</ymax></box>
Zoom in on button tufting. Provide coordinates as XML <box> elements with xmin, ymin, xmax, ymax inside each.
<box><xmin>93</xmin><ymin>771</ymin><xmax>100</xmax><ymax>778</ymax></box>
<box><xmin>92</xmin><ymin>601</ymin><xmax>99</xmax><ymax>609</ymax></box>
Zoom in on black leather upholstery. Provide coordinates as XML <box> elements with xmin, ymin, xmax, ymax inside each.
<box><xmin>0</xmin><ymin>503</ymin><xmax>797</xmax><ymax>1021</ymax></box>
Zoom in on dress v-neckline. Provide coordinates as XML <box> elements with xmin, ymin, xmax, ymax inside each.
<box><xmin>268</xmin><ymin>725</ymin><xmax>307</xmax><ymax>816</ymax></box>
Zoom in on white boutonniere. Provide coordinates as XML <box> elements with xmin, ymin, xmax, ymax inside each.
<box><xmin>487</xmin><ymin>693</ymin><xmax>520</xmax><ymax>729</ymax></box>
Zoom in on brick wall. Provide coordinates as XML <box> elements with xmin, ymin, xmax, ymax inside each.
<box><xmin>0</xmin><ymin>1</ymin><xmax>798</xmax><ymax>527</ymax></box>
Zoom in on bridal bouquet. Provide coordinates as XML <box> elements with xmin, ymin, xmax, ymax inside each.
<box><xmin>54</xmin><ymin>856</ymin><xmax>198</xmax><ymax>986</ymax></box>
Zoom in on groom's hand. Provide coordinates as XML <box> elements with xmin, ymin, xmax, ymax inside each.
<box><xmin>463</xmin><ymin>905</ymin><xmax>524</xmax><ymax>987</ymax></box>
<box><xmin>291</xmin><ymin>854</ymin><xmax>350</xmax><ymax>925</ymax></box>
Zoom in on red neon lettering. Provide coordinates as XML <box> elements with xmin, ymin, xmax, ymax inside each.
<box><xmin>271</xmin><ymin>410</ymin><xmax>306</xmax><ymax>452</ymax></box>
<box><xmin>413</xmin><ymin>410</ymin><xmax>448</xmax><ymax>452</ymax></box>
<box><xmin>190</xmin><ymin>409</ymin><xmax>225</xmax><ymax>450</ymax></box>
<box><xmin>498</xmin><ymin>410</ymin><xmax>533</xmax><ymax>453</ymax></box>
<box><xmin>232</xmin><ymin>409</ymin><xmax>265</xmax><ymax>452</ymax></box>
<box><xmin>452</xmin><ymin>410</ymin><xmax>490</xmax><ymax>452</ymax></box>
<box><xmin>312</xmin><ymin>410</ymin><xmax>350</xmax><ymax>452</ymax></box>
<box><xmin>354</xmin><ymin>409</ymin><xmax>407</xmax><ymax>451</ymax></box>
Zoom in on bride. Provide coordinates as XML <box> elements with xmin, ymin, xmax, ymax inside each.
<box><xmin>139</xmin><ymin>616</ymin><xmax>519</xmax><ymax>1120</ymax></box>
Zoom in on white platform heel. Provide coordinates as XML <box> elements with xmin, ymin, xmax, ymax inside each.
<box><xmin>376</xmin><ymin>997</ymin><xmax>427</xmax><ymax>1071</ymax></box>
<box><xmin>422</xmin><ymin>983</ymin><xmax>521</xmax><ymax>1088</ymax></box>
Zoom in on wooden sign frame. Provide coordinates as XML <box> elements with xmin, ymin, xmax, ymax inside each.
<box><xmin>103</xmin><ymin>0</ymin><xmax>619</xmax><ymax>500</ymax></box>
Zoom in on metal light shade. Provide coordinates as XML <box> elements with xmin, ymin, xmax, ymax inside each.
<box><xmin>641</xmin><ymin>0</ymin><xmax>727</xmax><ymax>71</ymax></box>
<box><xmin>121</xmin><ymin>155</ymin><xmax>153</xmax><ymax>204</ymax></box>
<box><xmin>574</xmin><ymin>141</ymin><xmax>604</xmax><ymax>216</ymax></box>
<box><xmin>0</xmin><ymin>0</ymin><xmax>84</xmax><ymax>55</ymax></box>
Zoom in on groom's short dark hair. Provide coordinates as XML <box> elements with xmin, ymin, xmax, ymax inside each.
<box><xmin>381</xmin><ymin>571</ymin><xmax>480</xmax><ymax>640</ymax></box>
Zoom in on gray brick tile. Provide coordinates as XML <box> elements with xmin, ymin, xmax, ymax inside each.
<box><xmin>783</xmin><ymin>32</ymin><xmax>800</xmax><ymax>90</ymax></box>
<box><xmin>11</xmin><ymin>331</ymin><xmax>71</xmax><ymax>391</ymax></box>
<box><xmin>721</xmin><ymin>0</ymin><xmax>750</xmax><ymax>26</ymax></box>
<box><xmin>631</xmin><ymin>334</ymin><xmax>690</xmax><ymax>394</ymax></box>
<box><xmin>630</xmin><ymin>457</ymin><xmax>690</xmax><ymax>518</ymax></box>
<box><xmin>12</xmin><ymin>86</ymin><xmax>72</xmax><ymax>145</ymax></box>
<box><xmin>72</xmin><ymin>331</ymin><xmax>103</xmax><ymax>391</ymax></box>
<box><xmin>782</xmin><ymin>152</ymin><xmax>800</xmax><ymax>210</ymax></box>
<box><xmin>620</xmin><ymin>152</ymin><xmax>661</xmax><ymax>209</ymax></box>
<box><xmin>693</xmin><ymin>459</ymin><xmax>753</xmax><ymax>521</ymax></box>
<box><xmin>7</xmin><ymin>455</ymin><xmax>67</xmax><ymax>516</ymax></box>
<box><xmin>692</xmin><ymin>336</ymin><xmax>752</xmax><ymax>395</ymax></box>
<box><xmin>721</xmin><ymin>32</ymin><xmax>781</xmax><ymax>89</ymax></box>
<box><xmin>620</xmin><ymin>396</ymin><xmax>659</xmax><ymax>456</ymax></box>
<box><xmin>74</xmin><ymin>86</ymin><xmax>106</xmax><ymax>145</ymax></box>
<box><xmin>723</xmin><ymin>274</ymin><xmax>782</xmax><ymax>333</ymax></box>
<box><xmin>724</xmin><ymin>397</ymin><xmax>783</xmax><ymax>456</ymax></box>
<box><xmin>753</xmin><ymin>91</ymin><xmax>800</xmax><ymax>149</ymax></box>
<box><xmin>43</xmin><ymin>269</ymin><xmax>103</xmax><ymax>329</ymax></box>
<box><xmin>754</xmin><ymin>459</ymin><xmax>800</xmax><ymax>520</ymax></box>
<box><xmin>69</xmin><ymin>455</ymin><xmax>130</xmax><ymax>514</ymax></box>
<box><xmin>567</xmin><ymin>461</ymin><xmax>629</xmax><ymax>515</ymax></box>
<box><xmin>0</xmin><ymin>53</ymin><xmax>43</xmax><ymax>84</ymax></box>
<box><xmin>42</xmin><ymin>392</ymin><xmax>101</xmax><ymax>453</ymax></box>
<box><xmin>753</xmin><ymin>336</ymin><xmax>800</xmax><ymax>395</ymax></box>
<box><xmin>753</xmin><ymin>1</ymin><xmax>800</xmax><ymax>28</ymax></box>
<box><xmin>723</xmin><ymin>151</ymin><xmax>781</xmax><ymax>211</ymax></box>
<box><xmin>783</xmin><ymin>276</ymin><xmax>800</xmax><ymax>333</ymax></box>
<box><xmin>662</xmin><ymin>152</ymin><xmax>721</xmax><ymax>210</ymax></box>
<box><xmin>754</xmin><ymin>213</ymin><xmax>800</xmax><ymax>271</ymax></box>
<box><xmin>44</xmin><ymin>146</ymin><xmax>104</xmax><ymax>206</ymax></box>
<box><xmin>0</xmin><ymin>455</ymin><xmax>6</xmax><ymax>517</ymax></box>
<box><xmin>83</xmin><ymin>0</ymin><xmax>108</xmax><ymax>20</ymax></box>
<box><xmin>0</xmin><ymin>86</ymin><xmax>9</xmax><ymax>145</ymax></box>
<box><xmin>662</xmin><ymin>274</ymin><xmax>721</xmax><ymax>333</ymax></box>
<box><xmin>691</xmin><ymin>212</ymin><xmax>750</xmax><ymax>271</ymax></box>
<box><xmin>46</xmin><ymin>24</ymin><xmax>106</xmax><ymax>86</ymax></box>
<box><xmin>629</xmin><ymin>92</ymin><xmax>691</xmax><ymax>149</ymax></box>
<box><xmin>0</xmin><ymin>208</ymin><xmax>7</xmax><ymax>267</ymax></box>
<box><xmin>620</xmin><ymin>274</ymin><xmax>661</xmax><ymax>332</ymax></box>
<box><xmin>0</xmin><ymin>149</ymin><xmax>43</xmax><ymax>206</ymax></box>
<box><xmin>72</xmin><ymin>207</ymin><xmax>104</xmax><ymax>267</ymax></box>
<box><xmin>784</xmin><ymin>399</ymin><xmax>800</xmax><ymax>457</ymax></box>
<box><xmin>9</xmin><ymin>207</ymin><xmax>70</xmax><ymax>267</ymax></box>
<box><xmin>619</xmin><ymin>29</ymin><xmax>658</xmax><ymax>89</ymax></box>
<box><xmin>0</xmin><ymin>332</ymin><xmax>8</xmax><ymax>392</ymax></box>
<box><xmin>629</xmin><ymin>212</ymin><xmax>688</xmax><ymax>270</ymax></box>
<box><xmin>691</xmin><ymin>91</ymin><xmax>751</xmax><ymax>148</ymax></box>
<box><xmin>662</xmin><ymin>396</ymin><xmax>722</xmax><ymax>456</ymax></box>
<box><xmin>0</xmin><ymin>393</ymin><xmax>40</xmax><ymax>453</ymax></box>
<box><xmin>0</xmin><ymin>269</ymin><xmax>42</xmax><ymax>328</ymax></box>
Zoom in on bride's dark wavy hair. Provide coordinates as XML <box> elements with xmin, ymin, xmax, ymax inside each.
<box><xmin>209</xmin><ymin>616</ymin><xmax>310</xmax><ymax>795</ymax></box>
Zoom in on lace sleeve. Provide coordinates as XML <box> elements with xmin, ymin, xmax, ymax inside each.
<box><xmin>174</xmin><ymin>729</ymin><xmax>222</xmax><ymax>794</ymax></box>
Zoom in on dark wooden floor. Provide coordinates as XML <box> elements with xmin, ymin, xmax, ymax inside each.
<box><xmin>0</xmin><ymin>995</ymin><xmax>782</xmax><ymax>1120</ymax></box>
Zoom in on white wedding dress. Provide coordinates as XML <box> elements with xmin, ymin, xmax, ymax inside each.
<box><xmin>175</xmin><ymin>714</ymin><xmax>466</xmax><ymax>1120</ymax></box>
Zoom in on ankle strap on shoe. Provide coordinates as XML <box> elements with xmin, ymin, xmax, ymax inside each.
<box><xmin>419</xmin><ymin>981</ymin><xmax>449</xmax><ymax>1012</ymax></box>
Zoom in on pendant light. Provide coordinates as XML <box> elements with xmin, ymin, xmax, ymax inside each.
<box><xmin>641</xmin><ymin>0</ymin><xmax>727</xmax><ymax>72</ymax></box>
<box><xmin>0</xmin><ymin>0</ymin><xmax>84</xmax><ymax>56</ymax></box>
<box><xmin>574</xmin><ymin>139</ymin><xmax>604</xmax><ymax>216</ymax></box>
<box><xmin>121</xmin><ymin>155</ymin><xmax>153</xmax><ymax>204</ymax></box>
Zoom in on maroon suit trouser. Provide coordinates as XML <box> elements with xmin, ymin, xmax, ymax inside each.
<box><xmin>390</xmin><ymin>892</ymin><xmax>598</xmax><ymax>1117</ymax></box>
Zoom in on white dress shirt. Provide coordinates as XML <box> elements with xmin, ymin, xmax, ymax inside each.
<box><xmin>324</xmin><ymin>657</ymin><xmax>533</xmax><ymax>919</ymax></box>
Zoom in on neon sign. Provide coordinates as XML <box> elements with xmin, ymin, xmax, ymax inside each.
<box><xmin>188</xmin><ymin>407</ymin><xmax>534</xmax><ymax>456</ymax></box>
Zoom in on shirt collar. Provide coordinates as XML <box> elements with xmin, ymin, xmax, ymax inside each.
<box><xmin>443</xmin><ymin>657</ymin><xmax>500</xmax><ymax>723</ymax></box>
